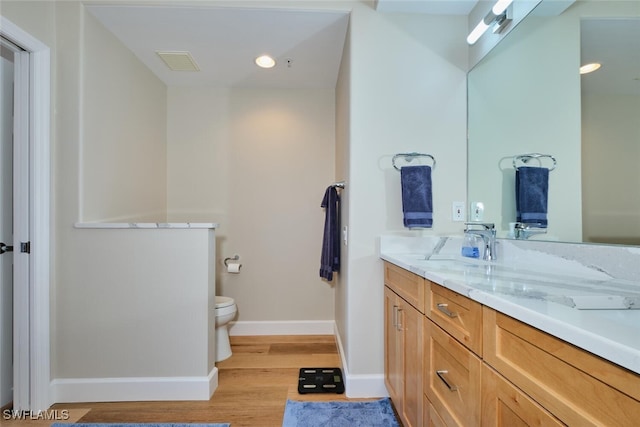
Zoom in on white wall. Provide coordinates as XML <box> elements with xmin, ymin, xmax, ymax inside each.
<box><xmin>82</xmin><ymin>10</ymin><xmax>167</xmax><ymax>222</ymax></box>
<box><xmin>582</xmin><ymin>92</ymin><xmax>640</xmax><ymax>243</ymax></box>
<box><xmin>334</xmin><ymin>14</ymin><xmax>351</xmax><ymax>373</ymax></box>
<box><xmin>54</xmin><ymin>229</ymin><xmax>214</xmax><ymax>379</ymax></box>
<box><xmin>339</xmin><ymin>3</ymin><xmax>468</xmax><ymax>393</ymax></box>
<box><xmin>167</xmin><ymin>87</ymin><xmax>337</xmax><ymax>323</ymax></box>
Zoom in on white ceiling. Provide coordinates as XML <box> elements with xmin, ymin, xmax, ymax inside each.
<box><xmin>86</xmin><ymin>2</ymin><xmax>637</xmax><ymax>95</ymax></box>
<box><xmin>581</xmin><ymin>18</ymin><xmax>640</xmax><ymax>96</ymax></box>
<box><xmin>86</xmin><ymin>5</ymin><xmax>350</xmax><ymax>88</ymax></box>
<box><xmin>375</xmin><ymin>0</ymin><xmax>477</xmax><ymax>15</ymax></box>
<box><xmin>86</xmin><ymin>1</ymin><xmax>477</xmax><ymax>89</ymax></box>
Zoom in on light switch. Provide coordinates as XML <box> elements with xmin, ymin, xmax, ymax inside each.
<box><xmin>452</xmin><ymin>202</ymin><xmax>465</xmax><ymax>222</ymax></box>
<box><xmin>471</xmin><ymin>202</ymin><xmax>484</xmax><ymax>221</ymax></box>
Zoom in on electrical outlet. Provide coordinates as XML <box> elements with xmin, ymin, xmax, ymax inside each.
<box><xmin>452</xmin><ymin>201</ymin><xmax>465</xmax><ymax>222</ymax></box>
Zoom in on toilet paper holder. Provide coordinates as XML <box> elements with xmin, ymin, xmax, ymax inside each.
<box><xmin>224</xmin><ymin>254</ymin><xmax>240</xmax><ymax>267</ymax></box>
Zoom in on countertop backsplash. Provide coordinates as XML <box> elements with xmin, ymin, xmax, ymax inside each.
<box><xmin>380</xmin><ymin>234</ymin><xmax>640</xmax><ymax>285</ymax></box>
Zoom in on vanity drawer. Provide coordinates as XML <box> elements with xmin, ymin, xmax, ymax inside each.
<box><xmin>427</xmin><ymin>282</ymin><xmax>482</xmax><ymax>356</ymax></box>
<box><xmin>484</xmin><ymin>307</ymin><xmax>640</xmax><ymax>426</ymax></box>
<box><xmin>423</xmin><ymin>396</ymin><xmax>447</xmax><ymax>427</ymax></box>
<box><xmin>384</xmin><ymin>261</ymin><xmax>425</xmax><ymax>313</ymax></box>
<box><xmin>481</xmin><ymin>363</ymin><xmax>563</xmax><ymax>427</ymax></box>
<box><xmin>425</xmin><ymin>317</ymin><xmax>481</xmax><ymax>427</ymax></box>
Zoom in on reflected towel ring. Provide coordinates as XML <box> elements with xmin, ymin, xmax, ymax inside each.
<box><xmin>513</xmin><ymin>153</ymin><xmax>556</xmax><ymax>171</ymax></box>
<box><xmin>392</xmin><ymin>152</ymin><xmax>436</xmax><ymax>171</ymax></box>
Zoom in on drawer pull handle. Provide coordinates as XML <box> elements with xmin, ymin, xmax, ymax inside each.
<box><xmin>392</xmin><ymin>305</ymin><xmax>398</xmax><ymax>328</ymax></box>
<box><xmin>436</xmin><ymin>370</ymin><xmax>458</xmax><ymax>392</ymax></box>
<box><xmin>437</xmin><ymin>303</ymin><xmax>458</xmax><ymax>318</ymax></box>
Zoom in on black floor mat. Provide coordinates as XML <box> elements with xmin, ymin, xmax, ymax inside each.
<box><xmin>298</xmin><ymin>367</ymin><xmax>345</xmax><ymax>394</ymax></box>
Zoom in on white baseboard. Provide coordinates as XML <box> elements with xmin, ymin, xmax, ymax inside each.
<box><xmin>228</xmin><ymin>320</ymin><xmax>335</xmax><ymax>336</ymax></box>
<box><xmin>50</xmin><ymin>368</ymin><xmax>218</xmax><ymax>403</ymax></box>
<box><xmin>333</xmin><ymin>324</ymin><xmax>389</xmax><ymax>399</ymax></box>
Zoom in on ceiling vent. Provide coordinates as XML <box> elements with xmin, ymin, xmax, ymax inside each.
<box><xmin>156</xmin><ymin>51</ymin><xmax>200</xmax><ymax>71</ymax></box>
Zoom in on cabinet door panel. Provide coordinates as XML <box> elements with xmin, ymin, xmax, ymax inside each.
<box><xmin>384</xmin><ymin>287</ymin><xmax>402</xmax><ymax>403</ymax></box>
<box><xmin>401</xmin><ymin>302</ymin><xmax>423</xmax><ymax>427</ymax></box>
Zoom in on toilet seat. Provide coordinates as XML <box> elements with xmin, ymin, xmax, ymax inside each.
<box><xmin>216</xmin><ymin>296</ymin><xmax>235</xmax><ymax>309</ymax></box>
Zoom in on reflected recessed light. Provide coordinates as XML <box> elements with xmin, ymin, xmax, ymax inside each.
<box><xmin>580</xmin><ymin>62</ymin><xmax>602</xmax><ymax>75</ymax></box>
<box><xmin>255</xmin><ymin>55</ymin><xmax>276</xmax><ymax>69</ymax></box>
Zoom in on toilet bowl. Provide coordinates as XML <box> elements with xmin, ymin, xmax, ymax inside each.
<box><xmin>215</xmin><ymin>296</ymin><xmax>237</xmax><ymax>362</ymax></box>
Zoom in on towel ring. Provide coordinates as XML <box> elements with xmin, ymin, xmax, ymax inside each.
<box><xmin>513</xmin><ymin>153</ymin><xmax>556</xmax><ymax>171</ymax></box>
<box><xmin>392</xmin><ymin>152</ymin><xmax>436</xmax><ymax>171</ymax></box>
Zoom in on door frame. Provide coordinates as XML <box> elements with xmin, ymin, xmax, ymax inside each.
<box><xmin>0</xmin><ymin>16</ymin><xmax>51</xmax><ymax>412</ymax></box>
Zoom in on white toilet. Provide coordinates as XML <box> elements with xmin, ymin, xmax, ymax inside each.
<box><xmin>215</xmin><ymin>296</ymin><xmax>237</xmax><ymax>362</ymax></box>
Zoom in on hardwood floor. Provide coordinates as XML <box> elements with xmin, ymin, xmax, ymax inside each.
<box><xmin>21</xmin><ymin>335</ymin><xmax>379</xmax><ymax>427</ymax></box>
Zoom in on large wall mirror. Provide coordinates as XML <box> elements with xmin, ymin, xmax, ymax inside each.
<box><xmin>467</xmin><ymin>0</ymin><xmax>640</xmax><ymax>244</ymax></box>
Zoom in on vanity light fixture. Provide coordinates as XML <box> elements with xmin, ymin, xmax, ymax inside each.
<box><xmin>467</xmin><ymin>0</ymin><xmax>514</xmax><ymax>45</ymax></box>
<box><xmin>580</xmin><ymin>62</ymin><xmax>602</xmax><ymax>75</ymax></box>
<box><xmin>255</xmin><ymin>55</ymin><xmax>276</xmax><ymax>69</ymax></box>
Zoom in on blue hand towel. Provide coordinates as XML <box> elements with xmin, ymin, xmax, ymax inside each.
<box><xmin>400</xmin><ymin>165</ymin><xmax>433</xmax><ymax>229</ymax></box>
<box><xmin>516</xmin><ymin>166</ymin><xmax>549</xmax><ymax>227</ymax></box>
<box><xmin>320</xmin><ymin>186</ymin><xmax>340</xmax><ymax>281</ymax></box>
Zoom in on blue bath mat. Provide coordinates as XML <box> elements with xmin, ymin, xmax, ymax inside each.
<box><xmin>52</xmin><ymin>424</ymin><xmax>230</xmax><ymax>427</ymax></box>
<box><xmin>282</xmin><ymin>398</ymin><xmax>399</xmax><ymax>427</ymax></box>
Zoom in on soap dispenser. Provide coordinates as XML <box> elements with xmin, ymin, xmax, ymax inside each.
<box><xmin>461</xmin><ymin>234</ymin><xmax>480</xmax><ymax>259</ymax></box>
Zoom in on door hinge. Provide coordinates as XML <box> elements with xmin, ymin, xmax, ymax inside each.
<box><xmin>20</xmin><ymin>241</ymin><xmax>30</xmax><ymax>254</ymax></box>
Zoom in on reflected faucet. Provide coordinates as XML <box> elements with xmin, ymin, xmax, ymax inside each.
<box><xmin>514</xmin><ymin>222</ymin><xmax>547</xmax><ymax>240</ymax></box>
<box><xmin>464</xmin><ymin>222</ymin><xmax>497</xmax><ymax>261</ymax></box>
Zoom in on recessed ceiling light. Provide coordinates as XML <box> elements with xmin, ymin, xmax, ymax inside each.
<box><xmin>580</xmin><ymin>62</ymin><xmax>602</xmax><ymax>75</ymax></box>
<box><xmin>255</xmin><ymin>55</ymin><xmax>276</xmax><ymax>69</ymax></box>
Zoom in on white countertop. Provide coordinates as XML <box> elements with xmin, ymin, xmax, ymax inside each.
<box><xmin>380</xmin><ymin>242</ymin><xmax>640</xmax><ymax>375</ymax></box>
<box><xmin>75</xmin><ymin>222</ymin><xmax>218</xmax><ymax>229</ymax></box>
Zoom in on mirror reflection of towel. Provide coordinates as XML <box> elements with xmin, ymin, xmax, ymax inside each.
<box><xmin>516</xmin><ymin>166</ymin><xmax>549</xmax><ymax>227</ymax></box>
<box><xmin>401</xmin><ymin>165</ymin><xmax>433</xmax><ymax>229</ymax></box>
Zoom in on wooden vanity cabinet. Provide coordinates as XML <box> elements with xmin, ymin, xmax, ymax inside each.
<box><xmin>384</xmin><ymin>263</ymin><xmax>425</xmax><ymax>427</ymax></box>
<box><xmin>483</xmin><ymin>307</ymin><xmax>640</xmax><ymax>426</ymax></box>
<box><xmin>384</xmin><ymin>261</ymin><xmax>640</xmax><ymax>427</ymax></box>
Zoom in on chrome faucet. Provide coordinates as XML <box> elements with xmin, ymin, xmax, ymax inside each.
<box><xmin>464</xmin><ymin>222</ymin><xmax>497</xmax><ymax>261</ymax></box>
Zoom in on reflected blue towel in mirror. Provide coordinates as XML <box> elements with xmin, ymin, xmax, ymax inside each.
<box><xmin>516</xmin><ymin>166</ymin><xmax>549</xmax><ymax>227</ymax></box>
<box><xmin>401</xmin><ymin>165</ymin><xmax>433</xmax><ymax>229</ymax></box>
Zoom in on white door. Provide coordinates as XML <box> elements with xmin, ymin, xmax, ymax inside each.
<box><xmin>1</xmin><ymin>34</ymin><xmax>31</xmax><ymax>412</ymax></box>
<box><xmin>0</xmin><ymin>17</ymin><xmax>51</xmax><ymax>412</ymax></box>
<box><xmin>0</xmin><ymin>37</ymin><xmax>16</xmax><ymax>409</ymax></box>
